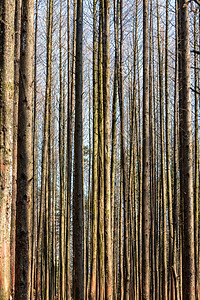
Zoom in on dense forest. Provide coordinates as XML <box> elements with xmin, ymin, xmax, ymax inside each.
<box><xmin>0</xmin><ymin>0</ymin><xmax>200</xmax><ymax>299</ymax></box>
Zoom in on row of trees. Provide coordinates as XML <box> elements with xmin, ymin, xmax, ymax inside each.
<box><xmin>0</xmin><ymin>0</ymin><xmax>199</xmax><ymax>299</ymax></box>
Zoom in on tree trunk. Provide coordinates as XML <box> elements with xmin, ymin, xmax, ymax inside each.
<box><xmin>98</xmin><ymin>2</ymin><xmax>105</xmax><ymax>297</ymax></box>
<box><xmin>179</xmin><ymin>1</ymin><xmax>195</xmax><ymax>299</ymax></box>
<box><xmin>15</xmin><ymin>0</ymin><xmax>34</xmax><ymax>298</ymax></box>
<box><xmin>89</xmin><ymin>0</ymin><xmax>98</xmax><ymax>297</ymax></box>
<box><xmin>142</xmin><ymin>0</ymin><xmax>150</xmax><ymax>298</ymax></box>
<box><xmin>66</xmin><ymin>0</ymin><xmax>71</xmax><ymax>296</ymax></box>
<box><xmin>102</xmin><ymin>0</ymin><xmax>113</xmax><ymax>298</ymax></box>
<box><xmin>0</xmin><ymin>1</ymin><xmax>15</xmax><ymax>298</ymax></box>
<box><xmin>73</xmin><ymin>0</ymin><xmax>84</xmax><ymax>296</ymax></box>
<box><xmin>36</xmin><ymin>0</ymin><xmax>53</xmax><ymax>296</ymax></box>
<box><xmin>156</xmin><ymin>1</ymin><xmax>167</xmax><ymax>298</ymax></box>
<box><xmin>10</xmin><ymin>0</ymin><xmax>21</xmax><ymax>297</ymax></box>
<box><xmin>194</xmin><ymin>8</ymin><xmax>199</xmax><ymax>299</ymax></box>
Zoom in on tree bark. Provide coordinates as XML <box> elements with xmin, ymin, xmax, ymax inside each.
<box><xmin>73</xmin><ymin>0</ymin><xmax>84</xmax><ymax>296</ymax></box>
<box><xmin>89</xmin><ymin>0</ymin><xmax>98</xmax><ymax>297</ymax></box>
<box><xmin>10</xmin><ymin>0</ymin><xmax>21</xmax><ymax>297</ymax></box>
<box><xmin>15</xmin><ymin>0</ymin><xmax>34</xmax><ymax>298</ymax></box>
<box><xmin>142</xmin><ymin>0</ymin><xmax>150</xmax><ymax>298</ymax></box>
<box><xmin>0</xmin><ymin>1</ymin><xmax>15</xmax><ymax>298</ymax></box>
<box><xmin>179</xmin><ymin>1</ymin><xmax>195</xmax><ymax>299</ymax></box>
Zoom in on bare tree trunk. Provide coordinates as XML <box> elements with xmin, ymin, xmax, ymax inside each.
<box><xmin>172</xmin><ymin>3</ymin><xmax>180</xmax><ymax>300</ymax></box>
<box><xmin>89</xmin><ymin>0</ymin><xmax>98</xmax><ymax>297</ymax></box>
<box><xmin>193</xmin><ymin>8</ymin><xmax>199</xmax><ymax>299</ymax></box>
<box><xmin>66</xmin><ymin>0</ymin><xmax>71</xmax><ymax>296</ymax></box>
<box><xmin>73</xmin><ymin>0</ymin><xmax>84</xmax><ymax>296</ymax></box>
<box><xmin>0</xmin><ymin>1</ymin><xmax>15</xmax><ymax>298</ymax></box>
<box><xmin>142</xmin><ymin>0</ymin><xmax>150</xmax><ymax>298</ymax></box>
<box><xmin>165</xmin><ymin>0</ymin><xmax>173</xmax><ymax>291</ymax></box>
<box><xmin>102</xmin><ymin>0</ymin><xmax>113</xmax><ymax>298</ymax></box>
<box><xmin>10</xmin><ymin>1</ymin><xmax>21</xmax><ymax>297</ymax></box>
<box><xmin>31</xmin><ymin>0</ymin><xmax>38</xmax><ymax>298</ymax></box>
<box><xmin>36</xmin><ymin>0</ymin><xmax>52</xmax><ymax>296</ymax></box>
<box><xmin>98</xmin><ymin>2</ymin><xmax>105</xmax><ymax>298</ymax></box>
<box><xmin>118</xmin><ymin>0</ymin><xmax>130</xmax><ymax>298</ymax></box>
<box><xmin>156</xmin><ymin>1</ymin><xmax>167</xmax><ymax>298</ymax></box>
<box><xmin>52</xmin><ymin>110</ymin><xmax>56</xmax><ymax>299</ymax></box>
<box><xmin>111</xmin><ymin>0</ymin><xmax>119</xmax><ymax>298</ymax></box>
<box><xmin>58</xmin><ymin>2</ymin><xmax>65</xmax><ymax>299</ymax></box>
<box><xmin>15</xmin><ymin>0</ymin><xmax>34</xmax><ymax>298</ymax></box>
<box><xmin>179</xmin><ymin>1</ymin><xmax>195</xmax><ymax>299</ymax></box>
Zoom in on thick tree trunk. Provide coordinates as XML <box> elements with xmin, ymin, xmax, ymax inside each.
<box><xmin>179</xmin><ymin>1</ymin><xmax>195</xmax><ymax>299</ymax></box>
<box><xmin>102</xmin><ymin>0</ymin><xmax>113</xmax><ymax>298</ymax></box>
<box><xmin>73</xmin><ymin>0</ymin><xmax>84</xmax><ymax>297</ymax></box>
<box><xmin>15</xmin><ymin>0</ymin><xmax>34</xmax><ymax>298</ymax></box>
<box><xmin>0</xmin><ymin>1</ymin><xmax>15</xmax><ymax>299</ymax></box>
<box><xmin>10</xmin><ymin>0</ymin><xmax>21</xmax><ymax>297</ymax></box>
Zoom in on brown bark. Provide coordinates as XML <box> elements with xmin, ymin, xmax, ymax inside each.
<box><xmin>98</xmin><ymin>2</ymin><xmax>105</xmax><ymax>297</ymax></box>
<box><xmin>179</xmin><ymin>1</ymin><xmax>195</xmax><ymax>299</ymax></box>
<box><xmin>89</xmin><ymin>0</ymin><xmax>98</xmax><ymax>297</ymax></box>
<box><xmin>0</xmin><ymin>1</ymin><xmax>15</xmax><ymax>298</ymax></box>
<box><xmin>73</xmin><ymin>0</ymin><xmax>84</xmax><ymax>297</ymax></box>
<box><xmin>15</xmin><ymin>0</ymin><xmax>34</xmax><ymax>298</ymax></box>
<box><xmin>10</xmin><ymin>0</ymin><xmax>21</xmax><ymax>297</ymax></box>
<box><xmin>142</xmin><ymin>0</ymin><xmax>150</xmax><ymax>298</ymax></box>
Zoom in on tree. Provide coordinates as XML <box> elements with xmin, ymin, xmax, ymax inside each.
<box><xmin>118</xmin><ymin>0</ymin><xmax>130</xmax><ymax>298</ymax></box>
<box><xmin>15</xmin><ymin>0</ymin><xmax>34</xmax><ymax>298</ymax></box>
<box><xmin>10</xmin><ymin>0</ymin><xmax>21</xmax><ymax>297</ymax></box>
<box><xmin>142</xmin><ymin>0</ymin><xmax>150</xmax><ymax>298</ymax></box>
<box><xmin>98</xmin><ymin>1</ymin><xmax>105</xmax><ymax>297</ymax></box>
<box><xmin>102</xmin><ymin>0</ymin><xmax>113</xmax><ymax>297</ymax></box>
<box><xmin>179</xmin><ymin>0</ymin><xmax>195</xmax><ymax>299</ymax></box>
<box><xmin>0</xmin><ymin>1</ymin><xmax>15</xmax><ymax>298</ymax></box>
<box><xmin>36</xmin><ymin>0</ymin><xmax>53</xmax><ymax>297</ymax></box>
<box><xmin>89</xmin><ymin>0</ymin><xmax>98</xmax><ymax>297</ymax></box>
<box><xmin>73</xmin><ymin>0</ymin><xmax>84</xmax><ymax>297</ymax></box>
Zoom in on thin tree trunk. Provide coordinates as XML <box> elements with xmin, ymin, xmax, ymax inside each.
<box><xmin>52</xmin><ymin>110</ymin><xmax>56</xmax><ymax>299</ymax></box>
<box><xmin>156</xmin><ymin>2</ymin><xmax>167</xmax><ymax>298</ymax></box>
<box><xmin>36</xmin><ymin>0</ymin><xmax>52</xmax><ymax>296</ymax></box>
<box><xmin>59</xmin><ymin>1</ymin><xmax>65</xmax><ymax>299</ymax></box>
<box><xmin>142</xmin><ymin>0</ymin><xmax>150</xmax><ymax>298</ymax></box>
<box><xmin>111</xmin><ymin>0</ymin><xmax>119</xmax><ymax>297</ymax></box>
<box><xmin>31</xmin><ymin>0</ymin><xmax>38</xmax><ymax>298</ymax></box>
<box><xmin>172</xmin><ymin>2</ymin><xmax>180</xmax><ymax>299</ymax></box>
<box><xmin>165</xmin><ymin>0</ymin><xmax>173</xmax><ymax>292</ymax></box>
<box><xmin>89</xmin><ymin>0</ymin><xmax>98</xmax><ymax>297</ymax></box>
<box><xmin>66</xmin><ymin>0</ymin><xmax>71</xmax><ymax>296</ymax></box>
<box><xmin>118</xmin><ymin>0</ymin><xmax>130</xmax><ymax>298</ymax></box>
<box><xmin>98</xmin><ymin>2</ymin><xmax>105</xmax><ymax>297</ymax></box>
<box><xmin>194</xmin><ymin>8</ymin><xmax>199</xmax><ymax>299</ymax></box>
